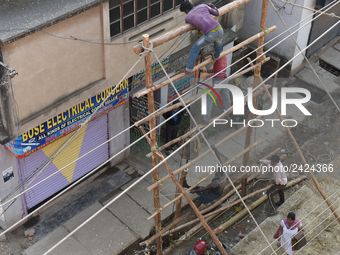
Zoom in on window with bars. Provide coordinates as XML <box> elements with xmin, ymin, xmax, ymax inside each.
<box><xmin>109</xmin><ymin>0</ymin><xmax>185</xmax><ymax>38</ymax></box>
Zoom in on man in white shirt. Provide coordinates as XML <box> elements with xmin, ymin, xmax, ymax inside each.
<box><xmin>258</xmin><ymin>155</ymin><xmax>287</xmax><ymax>216</ymax></box>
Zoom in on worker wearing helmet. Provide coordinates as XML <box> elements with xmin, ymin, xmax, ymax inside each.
<box><xmin>188</xmin><ymin>239</ymin><xmax>208</xmax><ymax>255</ymax></box>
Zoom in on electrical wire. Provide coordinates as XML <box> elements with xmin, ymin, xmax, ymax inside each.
<box><xmin>0</xmin><ymin>28</ymin><xmax>187</xmax><ymax>205</ymax></box>
<box><xmin>269</xmin><ymin>0</ymin><xmax>340</xmax><ymax>113</ymax></box>
<box><xmin>277</xmin><ymin>0</ymin><xmax>340</xmax><ymax>19</ymax></box>
<box><xmin>1</xmin><ymin>14</ymin><xmax>339</xmax><ymax>250</ymax></box>
<box><xmin>1</xmin><ymin>0</ymin><xmax>337</xmax><ymax>209</ymax></box>
<box><xmin>151</xmin><ymin>43</ymin><xmax>277</xmax><ymax>254</ymax></box>
<box><xmin>0</xmin><ymin>55</ymin><xmax>143</xmax><ymax>210</ymax></box>
<box><xmin>41</xmin><ymin>35</ymin><xmax>301</xmax><ymax>253</ymax></box>
<box><xmin>1</xmin><ymin>0</ymin><xmax>338</xmax><ymax>236</ymax></box>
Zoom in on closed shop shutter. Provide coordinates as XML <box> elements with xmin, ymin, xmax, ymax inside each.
<box><xmin>306</xmin><ymin>1</ymin><xmax>340</xmax><ymax>58</ymax></box>
<box><xmin>17</xmin><ymin>114</ymin><xmax>109</xmax><ymax>210</ymax></box>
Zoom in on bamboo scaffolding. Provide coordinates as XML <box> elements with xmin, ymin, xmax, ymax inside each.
<box><xmin>136</xmin><ymin>56</ymin><xmax>270</xmax><ymax>127</ymax></box>
<box><xmin>213</xmin><ymin>176</ymin><xmax>307</xmax><ymax>234</ymax></box>
<box><xmin>173</xmin><ymin>170</ymin><xmax>188</xmax><ymax>224</ymax></box>
<box><xmin>136</xmin><ymin>27</ymin><xmax>276</xmax><ymax>98</ymax></box>
<box><xmin>242</xmin><ymin>0</ymin><xmax>269</xmax><ymax>197</ymax></box>
<box><xmin>145</xmin><ymin>76</ymin><xmax>270</xmax><ymax>158</ymax></box>
<box><xmin>146</xmin><ymin>125</ymin><xmax>202</xmax><ymax>158</ymax></box>
<box><xmin>142</xmin><ymin>34</ymin><xmax>163</xmax><ymax>254</ymax></box>
<box><xmin>147</xmin><ymin>140</ymin><xmax>262</xmax><ymax>221</ymax></box>
<box><xmin>140</xmin><ymin>148</ymin><xmax>281</xmax><ymax>247</ymax></box>
<box><xmin>131</xmin><ymin>1</ymin><xmax>300</xmax><ymax>252</ymax></box>
<box><xmin>153</xmin><ymin>150</ymin><xmax>228</xmax><ymax>254</ymax></box>
<box><xmin>138</xmin><ymin>122</ymin><xmax>227</xmax><ymax>253</ymax></box>
<box><xmin>139</xmin><ymin>127</ymin><xmax>225</xmax><ymax>253</ymax></box>
<box><xmin>133</xmin><ymin>0</ymin><xmax>255</xmax><ymax>55</ymax></box>
<box><xmin>245</xmin><ymin>58</ymin><xmax>340</xmax><ymax>223</ymax></box>
<box><xmin>147</xmin><ymin>120</ymin><xmax>252</xmax><ymax>191</ymax></box>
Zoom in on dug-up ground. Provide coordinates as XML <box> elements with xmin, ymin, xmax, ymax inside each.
<box><xmin>233</xmin><ymin>157</ymin><xmax>340</xmax><ymax>255</ymax></box>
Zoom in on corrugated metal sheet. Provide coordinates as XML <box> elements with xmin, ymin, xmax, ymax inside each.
<box><xmin>17</xmin><ymin>115</ymin><xmax>109</xmax><ymax>209</ymax></box>
<box><xmin>306</xmin><ymin>1</ymin><xmax>340</xmax><ymax>58</ymax></box>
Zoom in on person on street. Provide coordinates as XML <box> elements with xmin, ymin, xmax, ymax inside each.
<box><xmin>162</xmin><ymin>101</ymin><xmax>185</xmax><ymax>156</ymax></box>
<box><xmin>257</xmin><ymin>154</ymin><xmax>287</xmax><ymax>216</ymax></box>
<box><xmin>183</xmin><ymin>146</ymin><xmax>227</xmax><ymax>210</ymax></box>
<box><xmin>277</xmin><ymin>212</ymin><xmax>303</xmax><ymax>255</ymax></box>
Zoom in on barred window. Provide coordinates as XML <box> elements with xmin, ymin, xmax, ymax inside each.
<box><xmin>109</xmin><ymin>0</ymin><xmax>185</xmax><ymax>38</ymax></box>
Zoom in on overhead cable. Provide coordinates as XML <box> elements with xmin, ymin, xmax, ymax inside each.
<box><xmin>1</xmin><ymin>0</ymin><xmax>337</xmax><ymax>208</ymax></box>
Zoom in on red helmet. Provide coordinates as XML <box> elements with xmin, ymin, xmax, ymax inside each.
<box><xmin>194</xmin><ymin>240</ymin><xmax>207</xmax><ymax>255</ymax></box>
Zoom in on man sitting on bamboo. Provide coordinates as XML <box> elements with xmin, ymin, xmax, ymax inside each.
<box><xmin>183</xmin><ymin>163</ymin><xmax>227</xmax><ymax>210</ymax></box>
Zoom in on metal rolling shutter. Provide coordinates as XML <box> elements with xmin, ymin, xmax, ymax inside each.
<box><xmin>17</xmin><ymin>114</ymin><xmax>109</xmax><ymax>209</ymax></box>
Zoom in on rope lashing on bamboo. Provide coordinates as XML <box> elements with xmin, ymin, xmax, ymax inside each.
<box><xmin>151</xmin><ymin>144</ymin><xmax>158</xmax><ymax>151</ymax></box>
<box><xmin>259</xmin><ymin>27</ymin><xmax>270</xmax><ymax>35</ymax></box>
<box><xmin>139</xmin><ymin>41</ymin><xmax>154</xmax><ymax>57</ymax></box>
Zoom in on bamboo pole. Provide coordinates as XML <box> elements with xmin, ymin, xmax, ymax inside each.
<box><xmin>141</xmin><ymin>147</ymin><xmax>281</xmax><ymax>247</ymax></box>
<box><xmin>136</xmin><ymin>27</ymin><xmax>276</xmax><ymax>98</ymax></box>
<box><xmin>133</xmin><ymin>0</ymin><xmax>255</xmax><ymax>55</ymax></box>
<box><xmin>142</xmin><ymin>170</ymin><xmax>257</xmax><ymax>247</ymax></box>
<box><xmin>242</xmin><ymin>0</ymin><xmax>269</xmax><ymax>197</ymax></box>
<box><xmin>136</xmin><ymin>93</ymin><xmax>203</xmax><ymax>126</ymax></box>
<box><xmin>136</xmin><ymin>57</ymin><xmax>270</xmax><ymax>127</ymax></box>
<box><xmin>246</xmin><ymin>61</ymin><xmax>340</xmax><ymax>224</ymax></box>
<box><xmin>153</xmin><ymin>150</ymin><xmax>228</xmax><ymax>255</ymax></box>
<box><xmin>140</xmin><ymin>212</ymin><xmax>192</xmax><ymax>247</ymax></box>
<box><xmin>173</xmin><ymin>170</ymin><xmax>188</xmax><ymax>224</ymax></box>
<box><xmin>142</xmin><ymin>34</ymin><xmax>163</xmax><ymax>254</ymax></box>
<box><xmin>162</xmin><ymin>185</ymin><xmax>273</xmax><ymax>236</ymax></box>
<box><xmin>214</xmin><ymin>176</ymin><xmax>307</xmax><ymax>234</ymax></box>
<box><xmin>146</xmin><ymin>125</ymin><xmax>202</xmax><ymax>158</ymax></box>
<box><xmin>147</xmin><ymin>140</ymin><xmax>262</xmax><ymax>221</ymax></box>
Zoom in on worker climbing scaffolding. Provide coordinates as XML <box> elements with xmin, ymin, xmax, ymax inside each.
<box><xmin>180</xmin><ymin>1</ymin><xmax>224</xmax><ymax>73</ymax></box>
